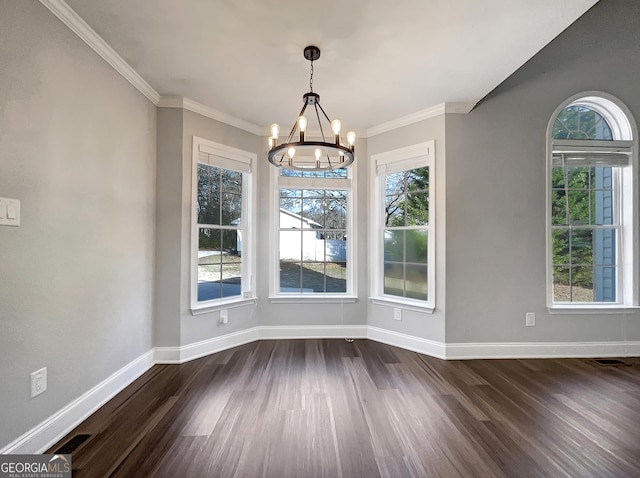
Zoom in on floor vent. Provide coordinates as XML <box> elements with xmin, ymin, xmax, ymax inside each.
<box><xmin>594</xmin><ymin>359</ymin><xmax>630</xmax><ymax>366</ymax></box>
<box><xmin>53</xmin><ymin>434</ymin><xmax>91</xmax><ymax>454</ymax></box>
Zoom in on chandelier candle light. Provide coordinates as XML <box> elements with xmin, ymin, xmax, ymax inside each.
<box><xmin>267</xmin><ymin>46</ymin><xmax>356</xmax><ymax>171</ymax></box>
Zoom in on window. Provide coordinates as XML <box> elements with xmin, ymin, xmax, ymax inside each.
<box><xmin>191</xmin><ymin>137</ymin><xmax>256</xmax><ymax>313</ymax></box>
<box><xmin>270</xmin><ymin>167</ymin><xmax>355</xmax><ymax>300</ymax></box>
<box><xmin>547</xmin><ymin>95</ymin><xmax>637</xmax><ymax>308</ymax></box>
<box><xmin>371</xmin><ymin>142</ymin><xmax>435</xmax><ymax>311</ymax></box>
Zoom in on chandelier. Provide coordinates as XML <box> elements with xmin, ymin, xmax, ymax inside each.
<box><xmin>267</xmin><ymin>46</ymin><xmax>356</xmax><ymax>171</ymax></box>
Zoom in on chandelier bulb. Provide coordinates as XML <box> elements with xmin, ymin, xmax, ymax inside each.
<box><xmin>270</xmin><ymin>123</ymin><xmax>280</xmax><ymax>139</ymax></box>
<box><xmin>287</xmin><ymin>147</ymin><xmax>296</xmax><ymax>159</ymax></box>
<box><xmin>298</xmin><ymin>116</ymin><xmax>307</xmax><ymax>132</ymax></box>
<box><xmin>347</xmin><ymin>131</ymin><xmax>356</xmax><ymax>148</ymax></box>
<box><xmin>331</xmin><ymin>119</ymin><xmax>342</xmax><ymax>135</ymax></box>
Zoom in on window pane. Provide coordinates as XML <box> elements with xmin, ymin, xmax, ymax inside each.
<box><xmin>570</xmin><ymin>265</ymin><xmax>594</xmax><ymax>301</ymax></box>
<box><xmin>406</xmin><ymin>229</ymin><xmax>428</xmax><ymax>264</ymax></box>
<box><xmin>571</xmin><ymin>229</ymin><xmax>593</xmax><ymax>265</ymax></box>
<box><xmin>406</xmin><ymin>192</ymin><xmax>428</xmax><ymax>225</ymax></box>
<box><xmin>302</xmin><ymin>229</ymin><xmax>323</xmax><ymax>261</ymax></box>
<box><xmin>326</xmin><ymin>262</ymin><xmax>347</xmax><ymax>292</ymax></box>
<box><xmin>383</xmin><ymin>262</ymin><xmax>404</xmax><ymax>297</ymax></box>
<box><xmin>221</xmin><ymin>230</ymin><xmax>241</xmax><ymax>259</ymax></box>
<box><xmin>405</xmin><ymin>264</ymin><xmax>428</xmax><ymax>301</ymax></box>
<box><xmin>221</xmin><ymin>169</ymin><xmax>242</xmax><ymax>194</ymax></box>
<box><xmin>552</xmin><ymin>229</ymin><xmax>570</xmax><ymax>265</ymax></box>
<box><xmin>325</xmin><ymin>233</ymin><xmax>347</xmax><ymax>262</ymax></box>
<box><xmin>197</xmin><ymin>164</ymin><xmax>220</xmax><ymax>225</ymax></box>
<box><xmin>386</xmin><ymin>172</ymin><xmax>405</xmax><ymax>195</ymax></box>
<box><xmin>567</xmin><ymin>166</ymin><xmax>590</xmax><ymax>189</ymax></box>
<box><xmin>551</xmin><ymin>167</ymin><xmax>565</xmax><ymax>189</ymax></box>
<box><xmin>302</xmin><ymin>263</ymin><xmax>325</xmax><ymax>292</ymax></box>
<box><xmin>280</xmin><ymin>231</ymin><xmax>302</xmax><ymax>261</ymax></box>
<box><xmin>222</xmin><ymin>193</ymin><xmax>242</xmax><ymax>225</ymax></box>
<box><xmin>552</xmin><ymin>266</ymin><xmax>570</xmax><ymax>302</ymax></box>
<box><xmin>553</xmin><ymin>105</ymin><xmax>613</xmax><ymax>141</ymax></box>
<box><xmin>407</xmin><ymin>167</ymin><xmax>429</xmax><ymax>192</ymax></box>
<box><xmin>594</xmin><ymin>266</ymin><xmax>616</xmax><ymax>302</ymax></box>
<box><xmin>551</xmin><ymin>190</ymin><xmax>567</xmax><ymax>225</ymax></box>
<box><xmin>280</xmin><ymin>261</ymin><xmax>302</xmax><ymax>292</ymax></box>
<box><xmin>568</xmin><ymin>190</ymin><xmax>590</xmax><ymax>225</ymax></box>
<box><xmin>303</xmin><ymin>198</ymin><xmax>325</xmax><ymax>225</ymax></box>
<box><xmin>385</xmin><ymin>195</ymin><xmax>405</xmax><ymax>227</ymax></box>
<box><xmin>326</xmin><ymin>199</ymin><xmax>347</xmax><ymax>229</ymax></box>
<box><xmin>384</xmin><ymin>230</ymin><xmax>404</xmax><ymax>262</ymax></box>
<box><xmin>198</xmin><ymin>262</ymin><xmax>221</xmax><ymax>301</ymax></box>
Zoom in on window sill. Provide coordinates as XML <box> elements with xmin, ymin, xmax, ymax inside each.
<box><xmin>547</xmin><ymin>304</ymin><xmax>640</xmax><ymax>315</ymax></box>
<box><xmin>370</xmin><ymin>296</ymin><xmax>434</xmax><ymax>314</ymax></box>
<box><xmin>191</xmin><ymin>297</ymin><xmax>257</xmax><ymax>316</ymax></box>
<box><xmin>269</xmin><ymin>295</ymin><xmax>358</xmax><ymax>304</ymax></box>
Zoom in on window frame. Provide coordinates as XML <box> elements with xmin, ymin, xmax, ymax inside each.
<box><xmin>190</xmin><ymin>137</ymin><xmax>257</xmax><ymax>314</ymax></box>
<box><xmin>268</xmin><ymin>162</ymin><xmax>357</xmax><ymax>303</ymax></box>
<box><xmin>370</xmin><ymin>141</ymin><xmax>435</xmax><ymax>313</ymax></box>
<box><xmin>545</xmin><ymin>93</ymin><xmax>639</xmax><ymax>312</ymax></box>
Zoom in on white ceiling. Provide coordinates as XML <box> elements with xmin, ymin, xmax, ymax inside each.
<box><xmin>62</xmin><ymin>0</ymin><xmax>599</xmax><ymax>133</ymax></box>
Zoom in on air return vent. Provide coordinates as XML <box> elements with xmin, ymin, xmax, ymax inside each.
<box><xmin>53</xmin><ymin>434</ymin><xmax>91</xmax><ymax>454</ymax></box>
<box><xmin>594</xmin><ymin>359</ymin><xmax>630</xmax><ymax>366</ymax></box>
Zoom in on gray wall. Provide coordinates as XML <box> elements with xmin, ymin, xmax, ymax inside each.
<box><xmin>0</xmin><ymin>1</ymin><xmax>156</xmax><ymax>448</ymax></box>
<box><xmin>367</xmin><ymin>116</ymin><xmax>447</xmax><ymax>343</ymax></box>
<box><xmin>180</xmin><ymin>110</ymin><xmax>263</xmax><ymax>345</ymax></box>
<box><xmin>444</xmin><ymin>0</ymin><xmax>640</xmax><ymax>344</ymax></box>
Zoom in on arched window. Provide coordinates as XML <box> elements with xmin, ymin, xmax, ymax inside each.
<box><xmin>547</xmin><ymin>94</ymin><xmax>637</xmax><ymax>308</ymax></box>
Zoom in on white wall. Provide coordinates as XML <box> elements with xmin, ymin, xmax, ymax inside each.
<box><xmin>0</xmin><ymin>1</ymin><xmax>156</xmax><ymax>449</ymax></box>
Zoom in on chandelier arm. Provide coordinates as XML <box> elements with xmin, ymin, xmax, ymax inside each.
<box><xmin>313</xmin><ymin>103</ymin><xmax>327</xmax><ymax>142</ymax></box>
<box><xmin>316</xmin><ymin>101</ymin><xmax>333</xmax><ymax>126</ymax></box>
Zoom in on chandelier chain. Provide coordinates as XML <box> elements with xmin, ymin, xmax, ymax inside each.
<box><xmin>309</xmin><ymin>59</ymin><xmax>314</xmax><ymax>93</ymax></box>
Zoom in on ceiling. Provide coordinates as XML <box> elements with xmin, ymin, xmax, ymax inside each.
<box><xmin>62</xmin><ymin>0</ymin><xmax>599</xmax><ymax>133</ymax></box>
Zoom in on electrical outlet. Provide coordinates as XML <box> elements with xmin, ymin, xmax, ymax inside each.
<box><xmin>393</xmin><ymin>308</ymin><xmax>402</xmax><ymax>321</ymax></box>
<box><xmin>30</xmin><ymin>367</ymin><xmax>47</xmax><ymax>397</ymax></box>
<box><xmin>525</xmin><ymin>312</ymin><xmax>535</xmax><ymax>327</ymax></box>
<box><xmin>220</xmin><ymin>309</ymin><xmax>228</xmax><ymax>325</ymax></box>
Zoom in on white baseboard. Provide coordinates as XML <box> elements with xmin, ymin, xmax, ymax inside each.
<box><xmin>155</xmin><ymin>326</ymin><xmax>368</xmax><ymax>364</ymax></box>
<box><xmin>367</xmin><ymin>326</ymin><xmax>447</xmax><ymax>359</ymax></box>
<box><xmin>1</xmin><ymin>349</ymin><xmax>155</xmax><ymax>455</ymax></box>
<box><xmin>5</xmin><ymin>326</ymin><xmax>639</xmax><ymax>455</ymax></box>
<box><xmin>259</xmin><ymin>325</ymin><xmax>368</xmax><ymax>340</ymax></box>
<box><xmin>445</xmin><ymin>340</ymin><xmax>640</xmax><ymax>360</ymax></box>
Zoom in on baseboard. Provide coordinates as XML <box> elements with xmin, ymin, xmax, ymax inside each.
<box><xmin>259</xmin><ymin>325</ymin><xmax>368</xmax><ymax>340</ymax></box>
<box><xmin>155</xmin><ymin>326</ymin><xmax>368</xmax><ymax>364</ymax></box>
<box><xmin>0</xmin><ymin>349</ymin><xmax>155</xmax><ymax>455</ymax></box>
<box><xmin>367</xmin><ymin>326</ymin><xmax>447</xmax><ymax>359</ymax></box>
<box><xmin>445</xmin><ymin>340</ymin><xmax>640</xmax><ymax>359</ymax></box>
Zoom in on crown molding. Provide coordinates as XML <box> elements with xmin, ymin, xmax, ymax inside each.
<box><xmin>158</xmin><ymin>96</ymin><xmax>264</xmax><ymax>136</ymax></box>
<box><xmin>39</xmin><ymin>0</ymin><xmax>160</xmax><ymax>104</ymax></box>
<box><xmin>366</xmin><ymin>102</ymin><xmax>476</xmax><ymax>137</ymax></box>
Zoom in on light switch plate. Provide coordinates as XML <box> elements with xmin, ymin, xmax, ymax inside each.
<box><xmin>0</xmin><ymin>198</ymin><xmax>20</xmax><ymax>226</ymax></box>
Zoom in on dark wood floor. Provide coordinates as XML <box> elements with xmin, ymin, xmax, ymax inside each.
<box><xmin>47</xmin><ymin>340</ymin><xmax>640</xmax><ymax>477</ymax></box>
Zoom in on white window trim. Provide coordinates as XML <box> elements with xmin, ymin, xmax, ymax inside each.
<box><xmin>370</xmin><ymin>141</ymin><xmax>435</xmax><ymax>313</ymax></box>
<box><xmin>268</xmin><ymin>162</ymin><xmax>357</xmax><ymax>301</ymax></box>
<box><xmin>190</xmin><ymin>136</ymin><xmax>257</xmax><ymax>314</ymax></box>
<box><xmin>545</xmin><ymin>92</ymin><xmax>639</xmax><ymax>312</ymax></box>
